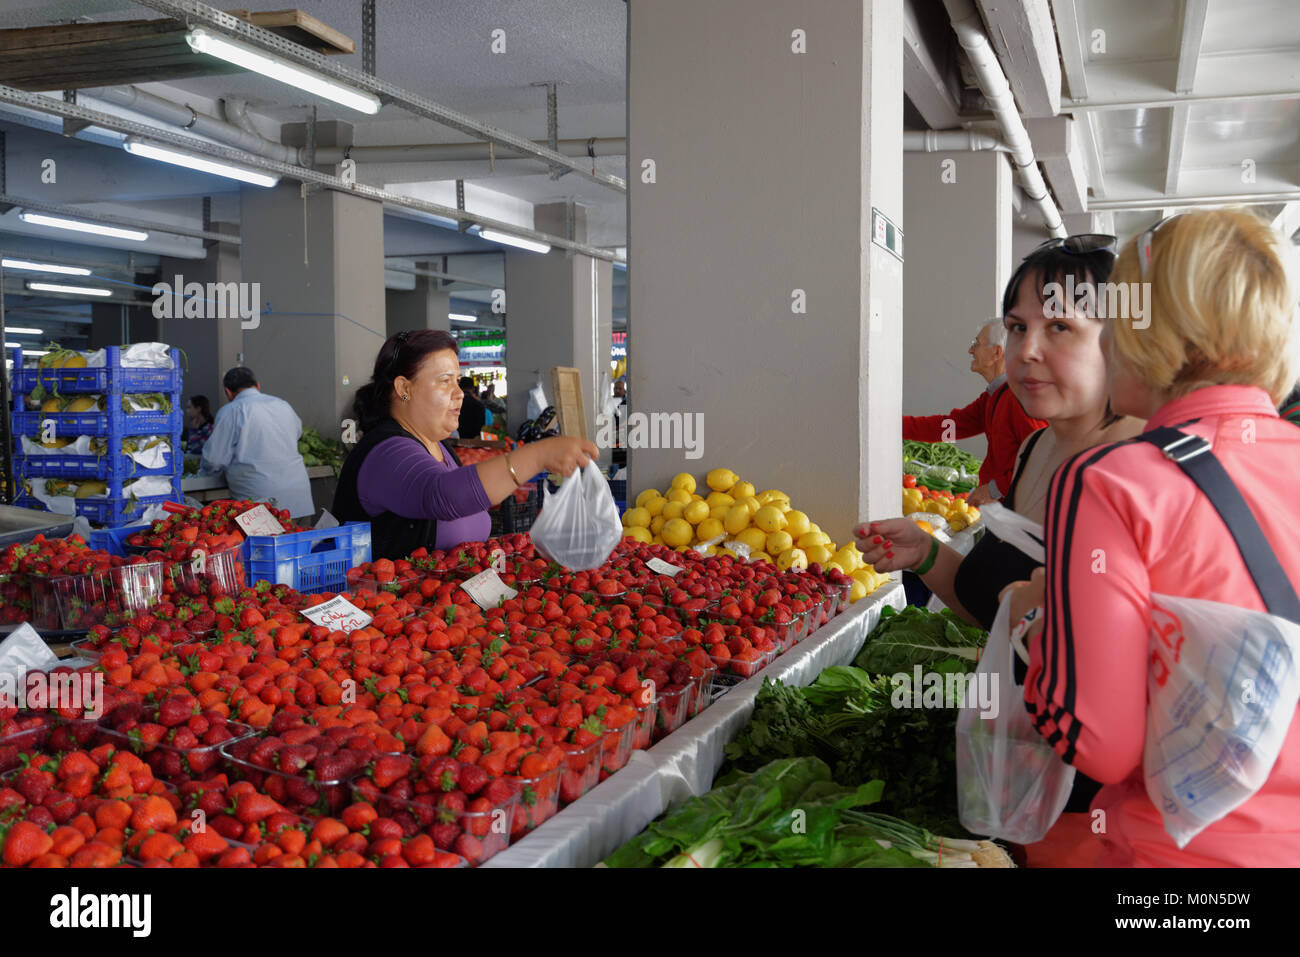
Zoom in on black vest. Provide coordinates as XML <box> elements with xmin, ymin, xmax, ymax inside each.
<box><xmin>332</xmin><ymin>418</ymin><xmax>463</xmax><ymax>561</ymax></box>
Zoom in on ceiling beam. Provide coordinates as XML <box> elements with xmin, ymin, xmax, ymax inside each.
<box><xmin>903</xmin><ymin>0</ymin><xmax>964</xmax><ymax>129</ymax></box>
<box><xmin>1049</xmin><ymin>0</ymin><xmax>1089</xmax><ymax>101</ymax></box>
<box><xmin>1174</xmin><ymin>0</ymin><xmax>1209</xmax><ymax>94</ymax></box>
<box><xmin>1164</xmin><ymin>103</ymin><xmax>1191</xmax><ymax>196</ymax></box>
<box><xmin>1063</xmin><ymin>50</ymin><xmax>1300</xmax><ymax>110</ymax></box>
<box><xmin>1077</xmin><ymin>110</ymin><xmax>1107</xmax><ymax>200</ymax></box>
<box><xmin>1090</xmin><ymin>189</ymin><xmax>1300</xmax><ymax>211</ymax></box>
<box><xmin>1025</xmin><ymin>116</ymin><xmax>1088</xmax><ymax>212</ymax></box>
<box><xmin>976</xmin><ymin>0</ymin><xmax>1061</xmax><ymax>117</ymax></box>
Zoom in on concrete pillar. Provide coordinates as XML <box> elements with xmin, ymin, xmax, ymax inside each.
<box><xmin>385</xmin><ymin>271</ymin><xmax>451</xmax><ymax>336</ymax></box>
<box><xmin>238</xmin><ymin>183</ymin><xmax>386</xmax><ymax>439</ymax></box>
<box><xmin>158</xmin><ymin>230</ymin><xmax>243</xmax><ymax>403</ymax></box>
<box><xmin>902</xmin><ymin>148</ymin><xmax>1013</xmax><ymax>464</ymax></box>
<box><xmin>505</xmin><ymin>201</ymin><xmax>613</xmax><ymax>467</ymax></box>
<box><xmin>628</xmin><ymin>0</ymin><xmax>904</xmax><ymax>544</ymax></box>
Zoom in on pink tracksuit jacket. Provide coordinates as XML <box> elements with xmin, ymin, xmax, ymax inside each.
<box><xmin>1025</xmin><ymin>385</ymin><xmax>1300</xmax><ymax>867</ymax></box>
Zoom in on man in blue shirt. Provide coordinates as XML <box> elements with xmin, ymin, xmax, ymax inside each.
<box><xmin>200</xmin><ymin>367</ymin><xmax>315</xmax><ymax>517</ymax></box>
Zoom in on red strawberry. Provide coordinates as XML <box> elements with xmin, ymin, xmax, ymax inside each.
<box><xmin>371</xmin><ymin>755</ymin><xmax>411</xmax><ymax>790</ymax></box>
<box><xmin>458</xmin><ymin>763</ymin><xmax>490</xmax><ymax>796</ymax></box>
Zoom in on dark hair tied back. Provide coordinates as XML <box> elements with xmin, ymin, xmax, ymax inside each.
<box><xmin>353</xmin><ymin>330</ymin><xmax>459</xmax><ymax>432</ymax></box>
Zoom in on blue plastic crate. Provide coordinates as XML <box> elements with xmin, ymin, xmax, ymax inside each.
<box><xmin>241</xmin><ymin>522</ymin><xmax>371</xmax><ymax>593</ymax></box>
<box><xmin>14</xmin><ymin>448</ymin><xmax>175</xmax><ymax>481</ymax></box>
<box><xmin>11</xmin><ymin>407</ymin><xmax>183</xmax><ymax>439</ymax></box>
<box><xmin>89</xmin><ymin>524</ymin><xmax>151</xmax><ymax>556</ymax></box>
<box><xmin>10</xmin><ymin>346</ymin><xmax>182</xmax><ymax>395</ymax></box>
<box><xmin>14</xmin><ymin>491</ymin><xmax>180</xmax><ymax>528</ymax></box>
<box><xmin>608</xmin><ymin>478</ymin><xmax>627</xmax><ymax>503</ymax></box>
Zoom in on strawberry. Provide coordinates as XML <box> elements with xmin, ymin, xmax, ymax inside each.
<box><xmin>3</xmin><ymin>820</ymin><xmax>54</xmax><ymax>866</ymax></box>
<box><xmin>370</xmin><ymin>755</ymin><xmax>411</xmax><ymax>790</ymax></box>
<box><xmin>458</xmin><ymin>763</ymin><xmax>490</xmax><ymax>796</ymax></box>
<box><xmin>233</xmin><ymin>792</ymin><xmax>283</xmax><ymax>824</ymax></box>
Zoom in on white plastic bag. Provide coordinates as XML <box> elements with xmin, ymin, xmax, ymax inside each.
<box><xmin>530</xmin><ymin>461</ymin><xmax>623</xmax><ymax>571</ymax></box>
<box><xmin>1143</xmin><ymin>592</ymin><xmax>1300</xmax><ymax>848</ymax></box>
<box><xmin>956</xmin><ymin>589</ymin><xmax>1076</xmax><ymax>844</ymax></box>
<box><xmin>526</xmin><ymin>381</ymin><xmax>548</xmax><ymax>422</ymax></box>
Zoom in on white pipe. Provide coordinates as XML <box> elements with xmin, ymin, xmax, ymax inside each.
<box><xmin>942</xmin><ymin>0</ymin><xmax>1066</xmax><ymax>237</ymax></box>
<box><xmin>313</xmin><ymin>137</ymin><xmax>627</xmax><ymax>165</ymax></box>
<box><xmin>903</xmin><ymin>130</ymin><xmax>1009</xmax><ymax>151</ymax></box>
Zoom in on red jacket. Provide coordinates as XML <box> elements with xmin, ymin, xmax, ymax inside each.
<box><xmin>902</xmin><ymin>376</ymin><xmax>1046</xmax><ymax>498</ymax></box>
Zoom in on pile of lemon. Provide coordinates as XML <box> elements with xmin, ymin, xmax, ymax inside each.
<box><xmin>900</xmin><ymin>484</ymin><xmax>981</xmax><ymax>532</ymax></box>
<box><xmin>621</xmin><ymin>468</ymin><xmax>889</xmax><ymax>603</ymax></box>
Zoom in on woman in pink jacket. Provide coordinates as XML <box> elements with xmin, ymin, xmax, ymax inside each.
<box><xmin>1009</xmin><ymin>208</ymin><xmax>1300</xmax><ymax>866</ymax></box>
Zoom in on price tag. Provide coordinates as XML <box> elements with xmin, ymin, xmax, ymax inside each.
<box><xmin>647</xmin><ymin>557</ymin><xmax>684</xmax><ymax>577</ymax></box>
<box><xmin>235</xmin><ymin>504</ymin><xmax>285</xmax><ymax>537</ymax></box>
<box><xmin>300</xmin><ymin>595</ymin><xmax>373</xmax><ymax>634</ymax></box>
<box><xmin>461</xmin><ymin>569</ymin><xmax>518</xmax><ymax>610</ymax></box>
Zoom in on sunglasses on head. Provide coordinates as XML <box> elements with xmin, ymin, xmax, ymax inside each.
<box><xmin>387</xmin><ymin>330</ymin><xmax>411</xmax><ymax>375</ymax></box>
<box><xmin>1029</xmin><ymin>233</ymin><xmax>1119</xmax><ymax>258</ymax></box>
<box><xmin>1137</xmin><ymin>214</ymin><xmax>1186</xmax><ymax>281</ymax></box>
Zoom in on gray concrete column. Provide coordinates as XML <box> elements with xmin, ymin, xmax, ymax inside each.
<box><xmin>628</xmin><ymin>0</ymin><xmax>904</xmax><ymax>544</ymax></box>
<box><xmin>385</xmin><ymin>272</ymin><xmax>451</xmax><ymax>336</ymax></box>
<box><xmin>903</xmin><ymin>148</ymin><xmax>1013</xmax><ymax>464</ymax></box>
<box><xmin>505</xmin><ymin>201</ymin><xmax>613</xmax><ymax>466</ymax></box>
<box><xmin>238</xmin><ymin>183</ymin><xmax>386</xmax><ymax>438</ymax></box>
<box><xmin>159</xmin><ymin>229</ymin><xmax>243</xmax><ymax>403</ymax></box>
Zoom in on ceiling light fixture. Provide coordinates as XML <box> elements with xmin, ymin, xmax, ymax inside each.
<box><xmin>449</xmin><ymin>313</ymin><xmax>478</xmax><ymax>322</ymax></box>
<box><xmin>25</xmin><ymin>281</ymin><xmax>113</xmax><ymax>297</ymax></box>
<box><xmin>1</xmin><ymin>258</ymin><xmax>92</xmax><ymax>277</ymax></box>
<box><xmin>476</xmin><ymin>228</ymin><xmax>551</xmax><ymax>254</ymax></box>
<box><xmin>3</xmin><ymin>327</ymin><xmax>44</xmax><ymax>336</ymax></box>
<box><xmin>124</xmin><ymin>137</ymin><xmax>280</xmax><ymax>187</ymax></box>
<box><xmin>186</xmin><ymin>28</ymin><xmax>381</xmax><ymax>115</ymax></box>
<box><xmin>18</xmin><ymin>212</ymin><xmax>148</xmax><ymax>242</ymax></box>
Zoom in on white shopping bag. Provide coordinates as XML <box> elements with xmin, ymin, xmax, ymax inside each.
<box><xmin>530</xmin><ymin>461</ymin><xmax>623</xmax><ymax>571</ymax></box>
<box><xmin>1143</xmin><ymin>592</ymin><xmax>1300</xmax><ymax>848</ymax></box>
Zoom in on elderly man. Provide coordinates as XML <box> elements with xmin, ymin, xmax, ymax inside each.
<box><xmin>902</xmin><ymin>319</ymin><xmax>1046</xmax><ymax>505</ymax></box>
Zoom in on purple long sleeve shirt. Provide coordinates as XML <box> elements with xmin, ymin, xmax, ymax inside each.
<box><xmin>357</xmin><ymin>436</ymin><xmax>492</xmax><ymax>550</ymax></box>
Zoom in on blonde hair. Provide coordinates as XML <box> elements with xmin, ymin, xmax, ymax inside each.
<box><xmin>1109</xmin><ymin>207</ymin><xmax>1300</xmax><ymax>405</ymax></box>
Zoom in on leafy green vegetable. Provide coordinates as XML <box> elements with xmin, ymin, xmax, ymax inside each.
<box><xmin>298</xmin><ymin>427</ymin><xmax>348</xmax><ymax>475</ymax></box>
<box><xmin>903</xmin><ymin>439</ymin><xmax>981</xmax><ymax>475</ymax></box>
<box><xmin>853</xmin><ymin>605</ymin><xmax>986</xmax><ymax>676</ymax></box>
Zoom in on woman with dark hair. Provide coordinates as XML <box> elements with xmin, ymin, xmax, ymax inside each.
<box><xmin>855</xmin><ymin>235</ymin><xmax>1147</xmax><ymax>866</ymax></box>
<box><xmin>333</xmin><ymin>330</ymin><xmax>598</xmax><ymax>560</ymax></box>
<box><xmin>184</xmin><ymin>395</ymin><xmax>215</xmax><ymax>455</ymax></box>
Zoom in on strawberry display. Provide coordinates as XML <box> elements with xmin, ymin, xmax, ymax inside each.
<box><xmin>125</xmin><ymin>499</ymin><xmax>298</xmax><ymax>560</ymax></box>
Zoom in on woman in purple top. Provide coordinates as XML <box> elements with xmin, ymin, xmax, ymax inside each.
<box><xmin>333</xmin><ymin>330</ymin><xmax>598</xmax><ymax>560</ymax></box>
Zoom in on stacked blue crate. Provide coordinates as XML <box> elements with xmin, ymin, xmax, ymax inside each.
<box><xmin>10</xmin><ymin>346</ymin><xmax>184</xmax><ymax>526</ymax></box>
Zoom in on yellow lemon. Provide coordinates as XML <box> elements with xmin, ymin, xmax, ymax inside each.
<box><xmin>849</xmin><ymin>579</ymin><xmax>868</xmax><ymax>603</ymax></box>
<box><xmin>824</xmin><ymin>560</ymin><xmax>846</xmax><ymax>575</ymax></box>
<box><xmin>651</xmin><ymin>535</ymin><xmax>664</xmax><ymax>545</ymax></box>
<box><xmin>675</xmin><ymin>545</ymin><xmax>695</xmax><ymax>555</ymax></box>
<box><xmin>776</xmin><ymin>547</ymin><xmax>808</xmax><ymax>571</ymax></box>
<box><xmin>696</xmin><ymin>517</ymin><xmax>725</xmax><ymax>542</ymax></box>
<box><xmin>709</xmin><ymin>504</ymin><xmax>731</xmax><ymax>522</ymax></box>
<box><xmin>671</xmin><ymin>472</ymin><xmax>696</xmax><ymax>494</ymax></box>
<box><xmin>783</xmin><ymin>510</ymin><xmax>811</xmax><ymax>537</ymax></box>
<box><xmin>635</xmin><ymin>488</ymin><xmax>660</xmax><ymax>508</ymax></box>
<box><xmin>809</xmin><ymin>523</ymin><xmax>823</xmax><ymax>535</ymax></box>
<box><xmin>724</xmin><ymin>504</ymin><xmax>752</xmax><ymax>536</ymax></box>
<box><xmin>623</xmin><ymin>507</ymin><xmax>651</xmax><ymax>528</ymax></box>
<box><xmin>797</xmin><ymin>530</ymin><xmax>830</xmax><ymax>549</ymax></box>
<box><xmin>661</xmin><ymin>518</ymin><xmax>693</xmax><ymax>547</ymax></box>
<box><xmin>735</xmin><ymin>527</ymin><xmax>768</xmax><ymax>553</ymax></box>
<box><xmin>644</xmin><ymin>496</ymin><xmax>666</xmax><ymax>518</ymax></box>
<box><xmin>690</xmin><ymin>493</ymin><xmax>705</xmax><ymax>503</ymax></box>
<box><xmin>753</xmin><ymin>506</ymin><xmax>786</xmax><ymax>534</ymax></box>
<box><xmin>832</xmin><ymin>546</ymin><xmax>861</xmax><ymax>572</ymax></box>
<box><xmin>760</xmin><ymin>489</ymin><xmax>790</xmax><ymax>506</ymax></box>
<box><xmin>663</xmin><ymin>500</ymin><xmax>687</xmax><ymax>520</ymax></box>
<box><xmin>966</xmin><ymin>506</ymin><xmax>980</xmax><ymax>522</ymax></box>
<box><xmin>683</xmin><ymin>500</ymin><xmax>710</xmax><ymax>524</ymax></box>
<box><xmin>706</xmin><ymin>468</ymin><xmax>738</xmax><ymax>492</ymax></box>
<box><xmin>923</xmin><ymin>500</ymin><xmax>946</xmax><ymax>515</ymax></box>
<box><xmin>650</xmin><ymin>515</ymin><xmax>667</xmax><ymax>535</ymax></box>
<box><xmin>804</xmin><ymin>544</ymin><xmax>834</xmax><ymax>565</ymax></box>
<box><xmin>705</xmin><ymin>491</ymin><xmax>735</xmax><ymax>509</ymax></box>
<box><xmin>40</xmin><ymin>397</ymin><xmax>64</xmax><ymax>413</ymax></box>
<box><xmin>766</xmin><ymin>530</ymin><xmax>794</xmax><ymax>555</ymax></box>
<box><xmin>852</xmin><ymin>567</ymin><xmax>878</xmax><ymax>588</ymax></box>
<box><xmin>667</xmin><ymin>488</ymin><xmax>692</xmax><ymax>505</ymax></box>
<box><xmin>740</xmin><ymin>496</ymin><xmax>762</xmax><ymax>516</ymax></box>
<box><xmin>751</xmin><ymin>550</ymin><xmax>773</xmax><ymax>565</ymax></box>
<box><xmin>623</xmin><ymin>526</ymin><xmax>652</xmax><ymax>543</ymax></box>
<box><xmin>947</xmin><ymin>515</ymin><xmax>968</xmax><ymax>532</ymax></box>
<box><xmin>729</xmin><ymin>480</ymin><xmax>756</xmax><ymax>501</ymax></box>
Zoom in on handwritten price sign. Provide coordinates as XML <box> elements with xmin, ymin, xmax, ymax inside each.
<box><xmin>235</xmin><ymin>504</ymin><xmax>286</xmax><ymax>537</ymax></box>
<box><xmin>461</xmin><ymin>569</ymin><xmax>517</xmax><ymax>610</ymax></box>
<box><xmin>646</xmin><ymin>557</ymin><xmax>684</xmax><ymax>577</ymax></box>
<box><xmin>300</xmin><ymin>595</ymin><xmax>372</xmax><ymax>634</ymax></box>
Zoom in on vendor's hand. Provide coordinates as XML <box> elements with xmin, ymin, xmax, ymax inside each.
<box><xmin>852</xmin><ymin>517</ymin><xmax>930</xmax><ymax>573</ymax></box>
<box><xmin>968</xmin><ymin>484</ymin><xmax>995</xmax><ymax>507</ymax></box>
<box><xmin>534</xmin><ymin>436</ymin><xmax>600</xmax><ymax>477</ymax></box>
<box><xmin>999</xmin><ymin>566</ymin><xmax>1046</xmax><ymax>643</ymax></box>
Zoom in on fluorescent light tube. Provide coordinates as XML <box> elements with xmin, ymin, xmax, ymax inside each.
<box><xmin>26</xmin><ymin>281</ymin><xmax>112</xmax><ymax>297</ymax></box>
<box><xmin>18</xmin><ymin>212</ymin><xmax>148</xmax><ymax>242</ymax></box>
<box><xmin>449</xmin><ymin>313</ymin><xmax>478</xmax><ymax>322</ymax></box>
<box><xmin>4</xmin><ymin>327</ymin><xmax>44</xmax><ymax>335</ymax></box>
<box><xmin>1</xmin><ymin>258</ymin><xmax>92</xmax><ymax>276</ymax></box>
<box><xmin>124</xmin><ymin>138</ymin><xmax>279</xmax><ymax>187</ymax></box>
<box><xmin>477</xmin><ymin>229</ymin><xmax>551</xmax><ymax>254</ymax></box>
<box><xmin>186</xmin><ymin>28</ymin><xmax>381</xmax><ymax>115</ymax></box>
<box><xmin>23</xmin><ymin>350</ymin><xmax>49</xmax><ymax>357</ymax></box>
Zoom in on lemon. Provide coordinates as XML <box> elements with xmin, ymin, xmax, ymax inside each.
<box><xmin>729</xmin><ymin>480</ymin><xmax>756</xmax><ymax>501</ymax></box>
<box><xmin>966</xmin><ymin>506</ymin><xmax>981</xmax><ymax>522</ymax></box>
<box><xmin>635</xmin><ymin>488</ymin><xmax>660</xmax><ymax>508</ymax></box>
<box><xmin>809</xmin><ymin>523</ymin><xmax>823</xmax><ymax>535</ymax></box>
<box><xmin>832</xmin><ymin>546</ymin><xmax>861</xmax><ymax>572</ymax></box>
<box><xmin>696</xmin><ymin>517</ymin><xmax>725</xmax><ymax>542</ymax></box>
<box><xmin>724</xmin><ymin>504</ymin><xmax>752</xmax><ymax>536</ymax></box>
<box><xmin>852</xmin><ymin>567</ymin><xmax>878</xmax><ymax>588</ymax></box>
<box><xmin>849</xmin><ymin>579</ymin><xmax>868</xmax><ymax>603</ymax></box>
<box><xmin>923</xmin><ymin>500</ymin><xmax>946</xmax><ymax>515</ymax></box>
<box><xmin>824</xmin><ymin>560</ymin><xmax>846</xmax><ymax>575</ymax></box>
<box><xmin>662</xmin><ymin>518</ymin><xmax>693</xmax><ymax>547</ymax></box>
<box><xmin>675</xmin><ymin>545</ymin><xmax>695</xmax><ymax>555</ymax></box>
<box><xmin>804</xmin><ymin>544</ymin><xmax>833</xmax><ymax>565</ymax></box>
<box><xmin>624</xmin><ymin>526</ymin><xmax>653</xmax><ymax>543</ymax></box>
<box><xmin>797</xmin><ymin>530</ymin><xmax>830</xmax><ymax>549</ymax></box>
<box><xmin>623</xmin><ymin>507</ymin><xmax>651</xmax><ymax>528</ymax></box>
<box><xmin>65</xmin><ymin>396</ymin><xmax>98</xmax><ymax>413</ymax></box>
<box><xmin>740</xmin><ymin>496</ymin><xmax>761</xmax><ymax>516</ymax></box>
<box><xmin>709</xmin><ymin>504</ymin><xmax>731</xmax><ymax>522</ymax></box>
<box><xmin>75</xmin><ymin>480</ymin><xmax>107</xmax><ymax>498</ymax></box>
<box><xmin>706</xmin><ymin>468</ymin><xmax>738</xmax><ymax>492</ymax></box>
<box><xmin>690</xmin><ymin>493</ymin><xmax>705</xmax><ymax>503</ymax></box>
<box><xmin>683</xmin><ymin>500</ymin><xmax>710</xmax><ymax>524</ymax></box>
<box><xmin>644</xmin><ymin>496</ymin><xmax>666</xmax><ymax>518</ymax></box>
<box><xmin>751</xmin><ymin>550</ymin><xmax>773</xmax><ymax>565</ymax></box>
<box><xmin>663</xmin><ymin>500</ymin><xmax>687</xmax><ymax>520</ymax></box>
<box><xmin>40</xmin><ymin>397</ymin><xmax>64</xmax><ymax>413</ymax></box>
<box><xmin>766</xmin><ymin>530</ymin><xmax>794</xmax><ymax>555</ymax></box>
<box><xmin>650</xmin><ymin>515</ymin><xmax>667</xmax><ymax>536</ymax></box>
<box><xmin>705</xmin><ymin>491</ymin><xmax>735</xmax><ymax>509</ymax></box>
<box><xmin>947</xmin><ymin>515</ymin><xmax>968</xmax><ymax>532</ymax></box>
<box><xmin>735</xmin><ymin>527</ymin><xmax>768</xmax><ymax>552</ymax></box>
<box><xmin>752</xmin><ymin>505</ymin><xmax>786</xmax><ymax>534</ymax></box>
<box><xmin>776</xmin><ymin>547</ymin><xmax>808</xmax><ymax>571</ymax></box>
<box><xmin>671</xmin><ymin>473</ymin><xmax>697</xmax><ymax>494</ymax></box>
<box><xmin>666</xmin><ymin>488</ymin><xmax>692</xmax><ymax>505</ymax></box>
<box><xmin>783</xmin><ymin>510</ymin><xmax>811</xmax><ymax>537</ymax></box>
<box><xmin>760</xmin><ymin>489</ymin><xmax>790</xmax><ymax>506</ymax></box>
<box><xmin>652</xmin><ymin>535</ymin><xmax>665</xmax><ymax>545</ymax></box>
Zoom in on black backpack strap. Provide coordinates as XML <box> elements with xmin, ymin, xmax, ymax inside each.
<box><xmin>1139</xmin><ymin>426</ymin><xmax>1300</xmax><ymax>624</ymax></box>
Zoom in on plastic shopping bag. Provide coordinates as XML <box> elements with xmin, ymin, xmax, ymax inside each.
<box><xmin>956</xmin><ymin>590</ymin><xmax>1076</xmax><ymax>844</ymax></box>
<box><xmin>1143</xmin><ymin>592</ymin><xmax>1300</xmax><ymax>848</ymax></box>
<box><xmin>530</xmin><ymin>461</ymin><xmax>623</xmax><ymax>571</ymax></box>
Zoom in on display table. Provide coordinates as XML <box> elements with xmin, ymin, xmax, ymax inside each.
<box><xmin>181</xmin><ymin>466</ymin><xmax>336</xmax><ymax>503</ymax></box>
<box><xmin>483</xmin><ymin>580</ymin><xmax>906</xmax><ymax>868</ymax></box>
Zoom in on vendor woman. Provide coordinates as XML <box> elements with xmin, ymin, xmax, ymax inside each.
<box><xmin>334</xmin><ymin>330</ymin><xmax>598</xmax><ymax>559</ymax></box>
